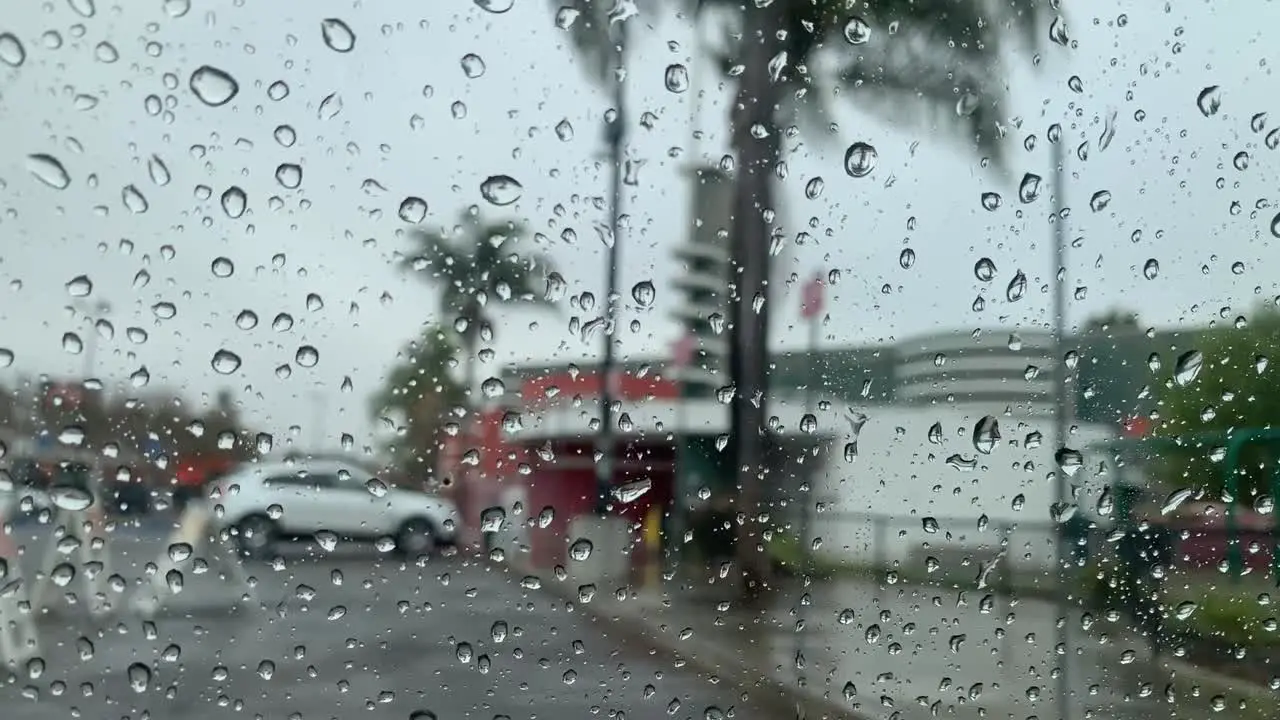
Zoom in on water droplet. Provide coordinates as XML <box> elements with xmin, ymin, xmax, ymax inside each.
<box><xmin>211</xmin><ymin>257</ymin><xmax>234</xmax><ymax>278</ymax></box>
<box><xmin>275</xmin><ymin>162</ymin><xmax>303</xmax><ymax>189</ymax></box>
<box><xmin>1174</xmin><ymin>349</ymin><xmax>1203</xmax><ymax>386</ymax></box>
<box><xmin>490</xmin><ymin>620</ymin><xmax>508</xmax><ymax>643</ymax></box>
<box><xmin>804</xmin><ymin>176</ymin><xmax>824</xmax><ymax>199</ymax></box>
<box><xmin>28</xmin><ymin>154</ymin><xmax>71</xmax><ymax>189</ymax></box>
<box><xmin>0</xmin><ymin>33</ymin><xmax>26</xmax><ymax>67</ymax></box>
<box><xmin>273</xmin><ymin>313</ymin><xmax>294</xmax><ymax>332</ymax></box>
<box><xmin>1005</xmin><ymin>270</ymin><xmax>1027</xmax><ymax>302</ymax></box>
<box><xmin>398</xmin><ymin>196</ymin><xmax>428</xmax><ymax>223</ymax></box>
<box><xmin>631</xmin><ymin>280</ymin><xmax>655</xmax><ymax>307</ymax></box>
<box><xmin>295</xmin><ymin>345</ymin><xmax>319</xmax><ymax>367</ymax></box>
<box><xmin>220</xmin><ymin>186</ymin><xmax>247</xmax><ymax>218</ymax></box>
<box><xmin>898</xmin><ymin>248</ymin><xmax>915</xmax><ymax>270</ymax></box>
<box><xmin>164</xmin><ymin>0</ymin><xmax>191</xmax><ymax>17</ymax></box>
<box><xmin>1018</xmin><ymin>173</ymin><xmax>1042</xmax><ymax>203</ymax></box>
<box><xmin>65</xmin><ymin>274</ymin><xmax>93</xmax><ymax>297</ymax></box>
<box><xmin>972</xmin><ymin>416</ymin><xmax>1000</xmax><ymax>454</ymax></box>
<box><xmin>1054</xmin><ymin>447</ymin><xmax>1084</xmax><ymax>477</ymax></box>
<box><xmin>974</xmin><ymin>258</ymin><xmax>996</xmax><ymax>282</ymax></box>
<box><xmin>568</xmin><ymin>537</ymin><xmax>593</xmax><ymax>561</ymax></box>
<box><xmin>1196</xmin><ymin>85</ymin><xmax>1221</xmax><ymax>117</ymax></box>
<box><xmin>843</xmin><ymin>16</ymin><xmax>871</xmax><ymax>44</ymax></box>
<box><xmin>481</xmin><ymin>376</ymin><xmax>506</xmax><ymax>398</ymax></box>
<box><xmin>50</xmin><ymin>485</ymin><xmax>93</xmax><ymax>511</ymax></box>
<box><xmin>1048</xmin><ymin>14</ymin><xmax>1069</xmax><ymax>46</ymax></box>
<box><xmin>127</xmin><ymin>662</ymin><xmax>151</xmax><ymax>694</ymax></box>
<box><xmin>0</xmin><ymin>349</ymin><xmax>13</xmax><ymax>368</ymax></box>
<box><xmin>318</xmin><ymin>92</ymin><xmax>343</xmax><ymax>120</ymax></box>
<box><xmin>1142</xmin><ymin>258</ymin><xmax>1159</xmax><ymax>280</ymax></box>
<box><xmin>1089</xmin><ymin>190</ymin><xmax>1111</xmax><ymax>212</ymax></box>
<box><xmin>473</xmin><ymin>0</ymin><xmax>514</xmax><ymax>12</ymax></box>
<box><xmin>147</xmin><ymin>155</ymin><xmax>171</xmax><ymax>186</ymax></box>
<box><xmin>211</xmin><ymin>350</ymin><xmax>242</xmax><ymax>374</ymax></box>
<box><xmin>320</xmin><ymin>18</ymin><xmax>356</xmax><ymax>52</ymax></box>
<box><xmin>980</xmin><ymin>192</ymin><xmax>1002</xmax><ymax>211</ymax></box>
<box><xmin>167</xmin><ymin>542</ymin><xmax>193</xmax><ymax>562</ymax></box>
<box><xmin>189</xmin><ymin>65</ymin><xmax>239</xmax><ymax>107</ymax></box>
<box><xmin>62</xmin><ymin>332</ymin><xmax>83</xmax><ymax>354</ymax></box>
<box><xmin>480</xmin><ymin>175</ymin><xmax>522</xmax><ymax>206</ymax></box>
<box><xmin>449</xmin><ymin>641</ymin><xmax>474</xmax><ymax>665</ymax></box>
<box><xmin>843</xmin><ymin>142</ymin><xmax>877</xmax><ymax>178</ymax></box>
<box><xmin>94</xmin><ymin>41</ymin><xmax>119</xmax><ymax>63</ymax></box>
<box><xmin>460</xmin><ymin>53</ymin><xmax>486</xmax><ymax>78</ymax></box>
<box><xmin>555</xmin><ymin>118</ymin><xmax>574</xmax><ymax>141</ymax></box>
<box><xmin>664</xmin><ymin>64</ymin><xmax>689</xmax><ymax>93</ymax></box>
<box><xmin>611</xmin><ymin>478</ymin><xmax>652</xmax><ymax>504</ymax></box>
<box><xmin>122</xmin><ymin>184</ymin><xmax>149</xmax><ymax>213</ymax></box>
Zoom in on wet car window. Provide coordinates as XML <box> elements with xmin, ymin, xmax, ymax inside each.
<box><xmin>0</xmin><ymin>2</ymin><xmax>1275</xmax><ymax>719</ymax></box>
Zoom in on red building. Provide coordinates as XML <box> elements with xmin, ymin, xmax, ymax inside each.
<box><xmin>440</xmin><ymin>367</ymin><xmax>719</xmax><ymax>570</ymax></box>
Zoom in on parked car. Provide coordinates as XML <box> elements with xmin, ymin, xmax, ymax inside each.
<box><xmin>212</xmin><ymin>459</ymin><xmax>457</xmax><ymax>558</ymax></box>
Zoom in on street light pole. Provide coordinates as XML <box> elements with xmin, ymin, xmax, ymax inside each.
<box><xmin>1051</xmin><ymin>129</ymin><xmax>1074</xmax><ymax>720</ymax></box>
<box><xmin>594</xmin><ymin>21</ymin><xmax>628</xmax><ymax>514</ymax></box>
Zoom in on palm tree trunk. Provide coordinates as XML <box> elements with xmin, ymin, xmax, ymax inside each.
<box><xmin>729</xmin><ymin>0</ymin><xmax>784</xmax><ymax>601</ymax></box>
<box><xmin>458</xmin><ymin>305</ymin><xmax>483</xmax><ymax>550</ymax></box>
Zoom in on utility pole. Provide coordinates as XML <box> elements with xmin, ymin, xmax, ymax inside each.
<box><xmin>1050</xmin><ymin>130</ymin><xmax>1074</xmax><ymax>720</ymax></box>
<box><xmin>594</xmin><ymin>20</ymin><xmax>628</xmax><ymax>514</ymax></box>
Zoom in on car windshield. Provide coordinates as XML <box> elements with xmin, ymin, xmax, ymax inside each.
<box><xmin>0</xmin><ymin>3</ymin><xmax>1272</xmax><ymax>719</ymax></box>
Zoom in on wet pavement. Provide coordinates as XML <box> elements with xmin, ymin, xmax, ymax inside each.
<box><xmin>1</xmin><ymin>516</ymin><xmax>798</xmax><ymax>720</ymax></box>
<box><xmin>517</xmin><ymin>559</ymin><xmax>1278</xmax><ymax>720</ymax></box>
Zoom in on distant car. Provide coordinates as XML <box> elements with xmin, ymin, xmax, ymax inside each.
<box><xmin>212</xmin><ymin>459</ymin><xmax>457</xmax><ymax>558</ymax></box>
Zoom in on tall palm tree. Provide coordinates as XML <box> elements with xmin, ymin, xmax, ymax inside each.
<box><xmin>399</xmin><ymin>211</ymin><xmax>554</xmax><ymax>518</ymax></box>
<box><xmin>555</xmin><ymin>0</ymin><xmax>1047</xmax><ymax>596</ymax></box>
<box><xmin>370</xmin><ymin>324</ymin><xmax>466</xmax><ymax>478</ymax></box>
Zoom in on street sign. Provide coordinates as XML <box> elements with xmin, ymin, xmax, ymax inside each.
<box><xmin>801</xmin><ymin>273</ymin><xmax>824</xmax><ymax>319</ymax></box>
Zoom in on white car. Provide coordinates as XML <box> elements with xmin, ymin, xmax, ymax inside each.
<box><xmin>212</xmin><ymin>459</ymin><xmax>456</xmax><ymax>558</ymax></box>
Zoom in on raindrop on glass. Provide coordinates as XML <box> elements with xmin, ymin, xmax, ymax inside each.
<box><xmin>211</xmin><ymin>350</ymin><xmax>242</xmax><ymax>375</ymax></box>
<box><xmin>221</xmin><ymin>186</ymin><xmax>247</xmax><ymax>218</ymax></box>
<box><xmin>189</xmin><ymin>66</ymin><xmax>240</xmax><ymax>107</ymax></box>
<box><xmin>28</xmin><ymin>154</ymin><xmax>71</xmax><ymax>189</ymax></box>
<box><xmin>664</xmin><ymin>64</ymin><xmax>689</xmax><ymax>93</ymax></box>
<box><xmin>122</xmin><ymin>185</ymin><xmax>149</xmax><ymax>213</ymax></box>
<box><xmin>843</xmin><ymin>16</ymin><xmax>871</xmax><ymax>45</ymax></box>
<box><xmin>296</xmin><ymin>345</ymin><xmax>319</xmax><ymax>368</ymax></box>
<box><xmin>460</xmin><ymin>53</ymin><xmax>486</xmax><ymax>78</ymax></box>
<box><xmin>275</xmin><ymin>163</ymin><xmax>302</xmax><ymax>189</ymax></box>
<box><xmin>399</xmin><ymin>197</ymin><xmax>428</xmax><ymax>223</ymax></box>
<box><xmin>1018</xmin><ymin>173</ymin><xmax>1042</xmax><ymax>203</ymax></box>
<box><xmin>480</xmin><ymin>175</ymin><xmax>523</xmax><ymax>206</ymax></box>
<box><xmin>843</xmin><ymin>142</ymin><xmax>877</xmax><ymax>178</ymax></box>
<box><xmin>1173</xmin><ymin>349</ymin><xmax>1203</xmax><ymax>387</ymax></box>
<box><xmin>631</xmin><ymin>280</ymin><xmax>655</xmax><ymax>307</ymax></box>
<box><xmin>1005</xmin><ymin>270</ymin><xmax>1027</xmax><ymax>302</ymax></box>
<box><xmin>1195</xmin><ymin>85</ymin><xmax>1221</xmax><ymax>117</ymax></box>
<box><xmin>0</xmin><ymin>33</ymin><xmax>26</xmax><ymax>67</ymax></box>
<box><xmin>320</xmin><ymin>18</ymin><xmax>356</xmax><ymax>52</ymax></box>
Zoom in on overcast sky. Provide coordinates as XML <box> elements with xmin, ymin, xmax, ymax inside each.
<box><xmin>0</xmin><ymin>0</ymin><xmax>1276</xmax><ymax>449</ymax></box>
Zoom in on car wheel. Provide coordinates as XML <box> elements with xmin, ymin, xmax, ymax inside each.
<box><xmin>235</xmin><ymin>514</ymin><xmax>277</xmax><ymax>559</ymax></box>
<box><xmin>397</xmin><ymin>518</ymin><xmax>436</xmax><ymax>559</ymax></box>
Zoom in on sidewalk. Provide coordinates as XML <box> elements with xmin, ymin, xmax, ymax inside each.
<box><xmin>513</xmin><ymin>554</ymin><xmax>1278</xmax><ymax>720</ymax></box>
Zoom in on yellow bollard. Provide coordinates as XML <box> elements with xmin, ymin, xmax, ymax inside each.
<box><xmin>643</xmin><ymin>506</ymin><xmax>662</xmax><ymax>590</ymax></box>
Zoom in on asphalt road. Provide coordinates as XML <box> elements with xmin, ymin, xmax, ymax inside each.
<box><xmin>1</xmin><ymin>517</ymin><xmax>774</xmax><ymax>720</ymax></box>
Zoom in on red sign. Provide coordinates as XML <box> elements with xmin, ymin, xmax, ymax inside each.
<box><xmin>671</xmin><ymin>333</ymin><xmax>698</xmax><ymax>368</ymax></box>
<box><xmin>801</xmin><ymin>273</ymin><xmax>824</xmax><ymax>319</ymax></box>
<box><xmin>1123</xmin><ymin>415</ymin><xmax>1152</xmax><ymax>438</ymax></box>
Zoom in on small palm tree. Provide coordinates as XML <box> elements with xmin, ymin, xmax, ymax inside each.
<box><xmin>398</xmin><ymin>211</ymin><xmax>554</xmax><ymax>517</ymax></box>
<box><xmin>555</xmin><ymin>0</ymin><xmax>1048</xmax><ymax>595</ymax></box>
<box><xmin>370</xmin><ymin>324</ymin><xmax>466</xmax><ymax>479</ymax></box>
<box><xmin>400</xmin><ymin>210</ymin><xmax>554</xmax><ymax>399</ymax></box>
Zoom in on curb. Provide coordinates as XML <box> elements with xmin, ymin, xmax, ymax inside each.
<box><xmin>502</xmin><ymin>557</ymin><xmax>867</xmax><ymax>720</ymax></box>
